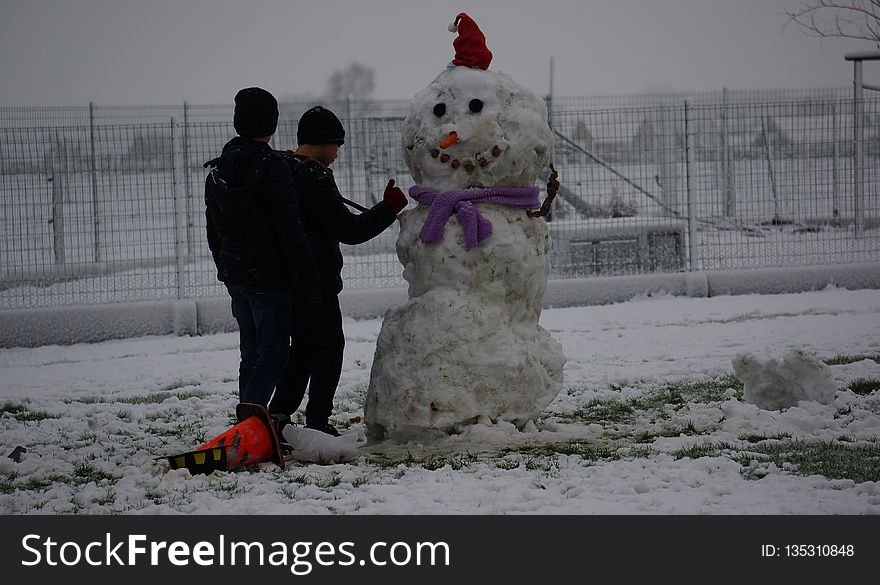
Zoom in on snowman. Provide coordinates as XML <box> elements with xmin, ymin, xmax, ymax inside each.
<box><xmin>365</xmin><ymin>13</ymin><xmax>566</xmax><ymax>441</ymax></box>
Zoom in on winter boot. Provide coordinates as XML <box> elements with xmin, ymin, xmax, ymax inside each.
<box><xmin>271</xmin><ymin>413</ymin><xmax>295</xmax><ymax>453</ymax></box>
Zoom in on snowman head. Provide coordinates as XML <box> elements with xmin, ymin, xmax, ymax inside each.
<box><xmin>403</xmin><ymin>13</ymin><xmax>552</xmax><ymax>192</ymax></box>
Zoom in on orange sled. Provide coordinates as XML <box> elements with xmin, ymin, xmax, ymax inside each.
<box><xmin>166</xmin><ymin>403</ymin><xmax>285</xmax><ymax>474</ymax></box>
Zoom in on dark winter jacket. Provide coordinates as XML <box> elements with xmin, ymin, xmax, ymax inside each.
<box><xmin>204</xmin><ymin>138</ymin><xmax>317</xmax><ymax>289</ymax></box>
<box><xmin>283</xmin><ymin>153</ymin><xmax>397</xmax><ymax>295</ymax></box>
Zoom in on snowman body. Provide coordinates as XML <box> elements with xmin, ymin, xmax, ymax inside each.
<box><xmin>365</xmin><ymin>46</ymin><xmax>565</xmax><ymax>442</ymax></box>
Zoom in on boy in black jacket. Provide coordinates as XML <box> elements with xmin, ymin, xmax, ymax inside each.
<box><xmin>205</xmin><ymin>88</ymin><xmax>317</xmax><ymax>408</ymax></box>
<box><xmin>269</xmin><ymin>106</ymin><xmax>407</xmax><ymax>435</ymax></box>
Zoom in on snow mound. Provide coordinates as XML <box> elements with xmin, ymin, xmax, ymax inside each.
<box><xmin>732</xmin><ymin>348</ymin><xmax>837</xmax><ymax>410</ymax></box>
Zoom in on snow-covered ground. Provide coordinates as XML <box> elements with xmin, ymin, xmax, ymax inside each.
<box><xmin>1</xmin><ymin>287</ymin><xmax>879</xmax><ymax>514</ymax></box>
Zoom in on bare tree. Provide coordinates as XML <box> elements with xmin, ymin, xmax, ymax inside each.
<box><xmin>786</xmin><ymin>0</ymin><xmax>880</xmax><ymax>46</ymax></box>
<box><xmin>324</xmin><ymin>62</ymin><xmax>375</xmax><ymax>101</ymax></box>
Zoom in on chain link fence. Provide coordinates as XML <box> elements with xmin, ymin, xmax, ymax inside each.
<box><xmin>1</xmin><ymin>90</ymin><xmax>878</xmax><ymax>310</ymax></box>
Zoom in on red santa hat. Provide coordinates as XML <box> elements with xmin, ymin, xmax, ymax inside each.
<box><xmin>448</xmin><ymin>12</ymin><xmax>492</xmax><ymax>70</ymax></box>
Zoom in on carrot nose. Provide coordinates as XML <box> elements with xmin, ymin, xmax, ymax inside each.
<box><xmin>439</xmin><ymin>131</ymin><xmax>458</xmax><ymax>149</ymax></box>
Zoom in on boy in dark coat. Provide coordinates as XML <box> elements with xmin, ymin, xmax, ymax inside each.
<box><xmin>269</xmin><ymin>106</ymin><xmax>407</xmax><ymax>435</ymax></box>
<box><xmin>204</xmin><ymin>88</ymin><xmax>317</xmax><ymax>408</ymax></box>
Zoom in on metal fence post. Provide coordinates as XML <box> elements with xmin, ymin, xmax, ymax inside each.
<box><xmin>685</xmin><ymin>101</ymin><xmax>699</xmax><ymax>271</ymax></box>
<box><xmin>89</xmin><ymin>101</ymin><xmax>101</xmax><ymax>262</ymax></box>
<box><xmin>832</xmin><ymin>101</ymin><xmax>840</xmax><ymax>225</ymax></box>
<box><xmin>844</xmin><ymin>51</ymin><xmax>880</xmax><ymax>234</ymax></box>
<box><xmin>49</xmin><ymin>132</ymin><xmax>65</xmax><ymax>265</ymax></box>
<box><xmin>184</xmin><ymin>101</ymin><xmax>194</xmax><ymax>256</ymax></box>
<box><xmin>721</xmin><ymin>87</ymin><xmax>736</xmax><ymax>218</ymax></box>
<box><xmin>171</xmin><ymin>117</ymin><xmax>186</xmax><ymax>300</ymax></box>
<box><xmin>853</xmin><ymin>59</ymin><xmax>865</xmax><ymax>237</ymax></box>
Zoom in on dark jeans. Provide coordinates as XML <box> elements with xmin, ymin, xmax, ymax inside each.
<box><xmin>226</xmin><ymin>283</ymin><xmax>291</xmax><ymax>407</ymax></box>
<box><xmin>269</xmin><ymin>292</ymin><xmax>345</xmax><ymax>426</ymax></box>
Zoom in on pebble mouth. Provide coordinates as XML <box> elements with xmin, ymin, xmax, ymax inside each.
<box><xmin>429</xmin><ymin>144</ymin><xmax>505</xmax><ymax>173</ymax></box>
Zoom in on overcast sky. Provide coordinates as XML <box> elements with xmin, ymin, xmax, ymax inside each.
<box><xmin>0</xmin><ymin>0</ymin><xmax>876</xmax><ymax>107</ymax></box>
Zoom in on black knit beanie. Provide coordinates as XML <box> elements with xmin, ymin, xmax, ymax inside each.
<box><xmin>233</xmin><ymin>87</ymin><xmax>279</xmax><ymax>139</ymax></box>
<box><xmin>297</xmin><ymin>106</ymin><xmax>345</xmax><ymax>145</ymax></box>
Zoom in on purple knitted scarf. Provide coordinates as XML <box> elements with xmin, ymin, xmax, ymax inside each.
<box><xmin>409</xmin><ymin>184</ymin><xmax>540</xmax><ymax>250</ymax></box>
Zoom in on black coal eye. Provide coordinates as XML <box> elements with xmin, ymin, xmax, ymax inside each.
<box><xmin>433</xmin><ymin>103</ymin><xmax>446</xmax><ymax>117</ymax></box>
<box><xmin>469</xmin><ymin>99</ymin><xmax>484</xmax><ymax>113</ymax></box>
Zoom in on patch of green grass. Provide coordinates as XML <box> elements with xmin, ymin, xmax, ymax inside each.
<box><xmin>863</xmin><ymin>397</ymin><xmax>880</xmax><ymax>415</ymax></box>
<box><xmin>524</xmin><ymin>456</ymin><xmax>558</xmax><ymax>472</ymax></box>
<box><xmin>318</xmin><ymin>474</ymin><xmax>342</xmax><ymax>488</ymax></box>
<box><xmin>421</xmin><ymin>457</ymin><xmax>449</xmax><ymax>471</ymax></box>
<box><xmin>494</xmin><ymin>458</ymin><xmax>521</xmax><ymax>470</ymax></box>
<box><xmin>558</xmin><ymin>376</ymin><xmax>742</xmax><ymax>426</ymax></box>
<box><xmin>634</xmin><ymin>421</ymin><xmax>701</xmax><ymax>443</ymax></box>
<box><xmin>365</xmin><ymin>451</ymin><xmax>419</xmax><ymax>469</ymax></box>
<box><xmin>625</xmin><ymin>446</ymin><xmax>657</xmax><ymax>459</ymax></box>
<box><xmin>77</xmin><ymin>431</ymin><xmax>99</xmax><ymax>443</ymax></box>
<box><xmin>93</xmin><ymin>489</ymin><xmax>117</xmax><ymax>506</ymax></box>
<box><xmin>66</xmin><ymin>389</ymin><xmax>209</xmax><ymax>406</ymax></box>
<box><xmin>279</xmin><ymin>484</ymin><xmax>298</xmax><ymax>499</ymax></box>
<box><xmin>0</xmin><ymin>472</ymin><xmax>20</xmax><ymax>495</ymax></box>
<box><xmin>671</xmin><ymin>438</ymin><xmax>880</xmax><ymax>483</ymax></box>
<box><xmin>633</xmin><ymin>386</ymin><xmax>687</xmax><ymax>412</ymax></box>
<box><xmin>12</xmin><ymin>409</ymin><xmax>60</xmax><ymax>423</ymax></box>
<box><xmin>672</xmin><ymin>442</ymin><xmax>735</xmax><ymax>460</ymax></box>
<box><xmin>421</xmin><ymin>452</ymin><xmax>480</xmax><ymax>471</ymax></box>
<box><xmin>366</xmin><ymin>441</ymin><xmax>659</xmax><ymax>474</ymax></box>
<box><xmin>552</xmin><ymin>442</ymin><xmax>619</xmax><ymax>460</ymax></box>
<box><xmin>118</xmin><ymin>392</ymin><xmax>185</xmax><ymax>405</ymax></box>
<box><xmin>737</xmin><ymin>432</ymin><xmax>793</xmax><ymax>443</ymax></box>
<box><xmin>208</xmin><ymin>476</ymin><xmax>247</xmax><ymax>496</ymax></box>
<box><xmin>63</xmin><ymin>396</ymin><xmax>103</xmax><ymax>405</ymax></box>
<box><xmin>508</xmin><ymin>441</ymin><xmax>620</xmax><ymax>462</ymax></box>
<box><xmin>366</xmin><ymin>450</ymin><xmax>480</xmax><ymax>472</ymax></box>
<box><xmin>22</xmin><ymin>474</ymin><xmax>71</xmax><ymax>491</ymax></box>
<box><xmin>119</xmin><ymin>390</ymin><xmax>207</xmax><ymax>405</ymax></box>
<box><xmin>158</xmin><ymin>380</ymin><xmax>202</xmax><ymax>393</ymax></box>
<box><xmin>73</xmin><ymin>462</ymin><xmax>116</xmax><ymax>484</ymax></box>
<box><xmin>848</xmin><ymin>378</ymin><xmax>880</xmax><ymax>396</ymax></box>
<box><xmin>1</xmin><ymin>403</ymin><xmax>28</xmax><ymax>416</ymax></box>
<box><xmin>562</xmin><ymin>399</ymin><xmax>635</xmax><ymax>425</ymax></box>
<box><xmin>144</xmin><ymin>420</ymin><xmax>204</xmax><ymax>440</ymax></box>
<box><xmin>736</xmin><ymin>440</ymin><xmax>880</xmax><ymax>484</ymax></box>
<box><xmin>1</xmin><ymin>402</ymin><xmax>60</xmax><ymax>422</ymax></box>
<box><xmin>679</xmin><ymin>310</ymin><xmax>832</xmax><ymax>326</ymax></box>
<box><xmin>823</xmin><ymin>354</ymin><xmax>880</xmax><ymax>366</ymax></box>
<box><xmin>642</xmin><ymin>376</ymin><xmax>743</xmax><ymax>407</ymax></box>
